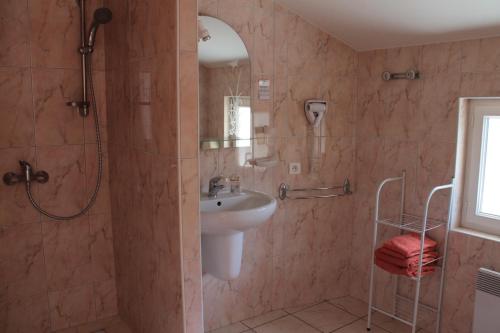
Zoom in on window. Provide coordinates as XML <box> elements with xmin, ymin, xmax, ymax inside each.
<box><xmin>463</xmin><ymin>99</ymin><xmax>500</xmax><ymax>235</ymax></box>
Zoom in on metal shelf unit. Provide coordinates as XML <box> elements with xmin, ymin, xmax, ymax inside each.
<box><xmin>366</xmin><ymin>171</ymin><xmax>455</xmax><ymax>333</ymax></box>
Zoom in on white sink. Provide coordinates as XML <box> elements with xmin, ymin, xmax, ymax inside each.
<box><xmin>200</xmin><ymin>190</ymin><xmax>277</xmax><ymax>280</ymax></box>
<box><xmin>201</xmin><ymin>190</ymin><xmax>277</xmax><ymax>235</ymax></box>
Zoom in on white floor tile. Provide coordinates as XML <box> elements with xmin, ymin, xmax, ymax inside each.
<box><xmin>254</xmin><ymin>316</ymin><xmax>319</xmax><ymax>333</ymax></box>
<box><xmin>209</xmin><ymin>322</ymin><xmax>250</xmax><ymax>333</ymax></box>
<box><xmin>284</xmin><ymin>301</ymin><xmax>322</xmax><ymax>314</ymax></box>
<box><xmin>330</xmin><ymin>296</ymin><xmax>369</xmax><ymax>318</ymax></box>
<box><xmin>370</xmin><ymin>312</ymin><xmax>413</xmax><ymax>333</ymax></box>
<box><xmin>334</xmin><ymin>319</ymin><xmax>389</xmax><ymax>333</ymax></box>
<box><xmin>294</xmin><ymin>302</ymin><xmax>358</xmax><ymax>332</ymax></box>
<box><xmin>242</xmin><ymin>310</ymin><xmax>288</xmax><ymax>328</ymax></box>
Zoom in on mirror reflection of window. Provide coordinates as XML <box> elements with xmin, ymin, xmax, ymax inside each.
<box><xmin>224</xmin><ymin>96</ymin><xmax>251</xmax><ymax>148</ymax></box>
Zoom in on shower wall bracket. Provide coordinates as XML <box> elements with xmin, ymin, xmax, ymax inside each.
<box><xmin>3</xmin><ymin>161</ymin><xmax>49</xmax><ymax>186</ymax></box>
<box><xmin>67</xmin><ymin>100</ymin><xmax>90</xmax><ymax>117</ymax></box>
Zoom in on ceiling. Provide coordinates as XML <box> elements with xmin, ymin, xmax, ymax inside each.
<box><xmin>198</xmin><ymin>16</ymin><xmax>249</xmax><ymax>67</ymax></box>
<box><xmin>277</xmin><ymin>0</ymin><xmax>500</xmax><ymax>51</ymax></box>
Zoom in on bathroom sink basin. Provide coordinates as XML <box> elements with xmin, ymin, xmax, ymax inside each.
<box><xmin>201</xmin><ymin>190</ymin><xmax>277</xmax><ymax>235</ymax></box>
<box><xmin>200</xmin><ymin>190</ymin><xmax>277</xmax><ymax>280</ymax></box>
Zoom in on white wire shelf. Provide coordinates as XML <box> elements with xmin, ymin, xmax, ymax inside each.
<box><xmin>371</xmin><ymin>295</ymin><xmax>438</xmax><ymax>329</ymax></box>
<box><xmin>376</xmin><ymin>214</ymin><xmax>447</xmax><ymax>233</ymax></box>
<box><xmin>367</xmin><ymin>172</ymin><xmax>455</xmax><ymax>333</ymax></box>
<box><xmin>376</xmin><ymin>263</ymin><xmax>443</xmax><ymax>281</ymax></box>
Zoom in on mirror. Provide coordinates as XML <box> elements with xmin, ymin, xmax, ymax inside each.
<box><xmin>198</xmin><ymin>16</ymin><xmax>251</xmax><ymax>150</ymax></box>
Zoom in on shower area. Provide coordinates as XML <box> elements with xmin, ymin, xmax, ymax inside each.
<box><xmin>0</xmin><ymin>0</ymin><xmax>201</xmax><ymax>332</ymax></box>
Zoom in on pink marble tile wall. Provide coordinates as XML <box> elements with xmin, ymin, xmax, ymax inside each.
<box><xmin>0</xmin><ymin>1</ymin><xmax>117</xmax><ymax>332</ymax></box>
<box><xmin>104</xmin><ymin>0</ymin><xmax>186</xmax><ymax>332</ymax></box>
<box><xmin>352</xmin><ymin>37</ymin><xmax>500</xmax><ymax>333</ymax></box>
<box><xmin>198</xmin><ymin>1</ymin><xmax>358</xmax><ymax>330</ymax></box>
<box><xmin>179</xmin><ymin>0</ymin><xmax>204</xmax><ymax>332</ymax></box>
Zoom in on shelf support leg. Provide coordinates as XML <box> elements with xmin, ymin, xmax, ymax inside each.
<box><xmin>435</xmin><ymin>178</ymin><xmax>455</xmax><ymax>333</ymax></box>
<box><xmin>367</xmin><ymin>220</ymin><xmax>378</xmax><ymax>331</ymax></box>
<box><xmin>368</xmin><ymin>183</ymin><xmax>384</xmax><ymax>331</ymax></box>
<box><xmin>393</xmin><ymin>170</ymin><xmax>406</xmax><ymax>315</ymax></box>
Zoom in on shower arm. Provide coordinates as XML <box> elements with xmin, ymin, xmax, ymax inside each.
<box><xmin>67</xmin><ymin>0</ymin><xmax>90</xmax><ymax>117</ymax></box>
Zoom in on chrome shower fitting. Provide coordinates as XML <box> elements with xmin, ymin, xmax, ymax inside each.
<box><xmin>3</xmin><ymin>161</ymin><xmax>49</xmax><ymax>186</ymax></box>
<box><xmin>87</xmin><ymin>8</ymin><xmax>112</xmax><ymax>50</ymax></box>
<box><xmin>2</xmin><ymin>0</ymin><xmax>111</xmax><ymax>221</ymax></box>
<box><xmin>67</xmin><ymin>1</ymin><xmax>112</xmax><ymax>118</ymax></box>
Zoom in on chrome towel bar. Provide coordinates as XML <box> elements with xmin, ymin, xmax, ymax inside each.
<box><xmin>279</xmin><ymin>178</ymin><xmax>352</xmax><ymax>200</ymax></box>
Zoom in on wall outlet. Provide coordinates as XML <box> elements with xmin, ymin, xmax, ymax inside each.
<box><xmin>289</xmin><ymin>162</ymin><xmax>301</xmax><ymax>175</ymax></box>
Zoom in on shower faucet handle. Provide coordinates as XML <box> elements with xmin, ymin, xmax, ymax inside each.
<box><xmin>2</xmin><ymin>161</ymin><xmax>49</xmax><ymax>186</ymax></box>
<box><xmin>3</xmin><ymin>172</ymin><xmax>22</xmax><ymax>186</ymax></box>
<box><xmin>33</xmin><ymin>171</ymin><xmax>49</xmax><ymax>184</ymax></box>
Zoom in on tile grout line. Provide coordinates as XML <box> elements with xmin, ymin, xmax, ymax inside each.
<box><xmin>211</xmin><ymin>298</ymin><xmax>398</xmax><ymax>333</ymax></box>
<box><xmin>240</xmin><ymin>320</ymin><xmax>252</xmax><ymax>330</ymax></box>
<box><xmin>288</xmin><ymin>313</ymin><xmax>323</xmax><ymax>333</ymax></box>
<box><xmin>327</xmin><ymin>316</ymin><xmax>364</xmax><ymax>333</ymax></box>
<box><xmin>322</xmin><ymin>299</ymin><xmax>379</xmax><ymax>333</ymax></box>
<box><xmin>283</xmin><ymin>301</ymin><xmax>323</xmax><ymax>315</ymax></box>
<box><xmin>213</xmin><ymin>297</ymin><xmax>397</xmax><ymax>333</ymax></box>
<box><xmin>242</xmin><ymin>311</ymin><xmax>290</xmax><ymax>331</ymax></box>
<box><xmin>325</xmin><ymin>298</ymin><xmax>368</xmax><ymax>318</ymax></box>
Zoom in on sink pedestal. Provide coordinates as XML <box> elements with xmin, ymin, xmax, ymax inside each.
<box><xmin>200</xmin><ymin>190</ymin><xmax>277</xmax><ymax>281</ymax></box>
<box><xmin>202</xmin><ymin>232</ymin><xmax>243</xmax><ymax>280</ymax></box>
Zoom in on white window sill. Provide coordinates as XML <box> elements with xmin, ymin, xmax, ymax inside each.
<box><xmin>452</xmin><ymin>226</ymin><xmax>500</xmax><ymax>243</ymax></box>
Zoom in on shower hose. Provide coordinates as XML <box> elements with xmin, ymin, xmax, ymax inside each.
<box><xmin>24</xmin><ymin>54</ymin><xmax>103</xmax><ymax>221</ymax></box>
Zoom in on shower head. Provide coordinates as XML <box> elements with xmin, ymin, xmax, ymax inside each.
<box><xmin>88</xmin><ymin>7</ymin><xmax>113</xmax><ymax>48</ymax></box>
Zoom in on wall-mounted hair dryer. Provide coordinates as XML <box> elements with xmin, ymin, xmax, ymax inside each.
<box><xmin>304</xmin><ymin>100</ymin><xmax>327</xmax><ymax>127</ymax></box>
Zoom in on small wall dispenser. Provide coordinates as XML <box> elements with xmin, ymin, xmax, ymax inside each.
<box><xmin>304</xmin><ymin>100</ymin><xmax>327</xmax><ymax>127</ymax></box>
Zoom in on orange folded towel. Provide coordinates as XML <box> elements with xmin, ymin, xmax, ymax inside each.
<box><xmin>375</xmin><ymin>248</ymin><xmax>438</xmax><ymax>269</ymax></box>
<box><xmin>376</xmin><ymin>246</ymin><xmax>436</xmax><ymax>260</ymax></box>
<box><xmin>375</xmin><ymin>258</ymin><xmax>436</xmax><ymax>277</ymax></box>
<box><xmin>383</xmin><ymin>233</ymin><xmax>437</xmax><ymax>258</ymax></box>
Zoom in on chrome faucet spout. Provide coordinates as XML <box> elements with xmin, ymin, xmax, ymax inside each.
<box><xmin>208</xmin><ymin>176</ymin><xmax>226</xmax><ymax>198</ymax></box>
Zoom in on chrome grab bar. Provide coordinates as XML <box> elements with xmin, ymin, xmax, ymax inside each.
<box><xmin>279</xmin><ymin>178</ymin><xmax>352</xmax><ymax>200</ymax></box>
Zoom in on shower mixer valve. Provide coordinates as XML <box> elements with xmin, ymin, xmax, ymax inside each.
<box><xmin>3</xmin><ymin>161</ymin><xmax>49</xmax><ymax>186</ymax></box>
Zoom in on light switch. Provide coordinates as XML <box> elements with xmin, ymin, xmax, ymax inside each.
<box><xmin>289</xmin><ymin>162</ymin><xmax>301</xmax><ymax>175</ymax></box>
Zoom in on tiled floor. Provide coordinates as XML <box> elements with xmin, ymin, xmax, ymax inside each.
<box><xmin>53</xmin><ymin>316</ymin><xmax>133</xmax><ymax>333</ymax></box>
<box><xmin>207</xmin><ymin>296</ymin><xmax>430</xmax><ymax>333</ymax></box>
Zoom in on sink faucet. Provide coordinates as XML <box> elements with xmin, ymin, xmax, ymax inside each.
<box><xmin>208</xmin><ymin>176</ymin><xmax>226</xmax><ymax>198</ymax></box>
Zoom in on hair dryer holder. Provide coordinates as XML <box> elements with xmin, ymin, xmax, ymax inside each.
<box><xmin>304</xmin><ymin>100</ymin><xmax>327</xmax><ymax>127</ymax></box>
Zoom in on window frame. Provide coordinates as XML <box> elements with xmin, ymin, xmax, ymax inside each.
<box><xmin>463</xmin><ymin>99</ymin><xmax>500</xmax><ymax>236</ymax></box>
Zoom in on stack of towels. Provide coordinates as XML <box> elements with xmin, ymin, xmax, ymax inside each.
<box><xmin>375</xmin><ymin>233</ymin><xmax>438</xmax><ymax>277</ymax></box>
